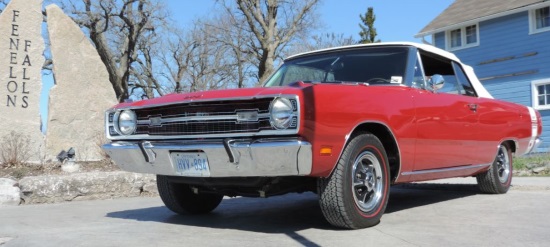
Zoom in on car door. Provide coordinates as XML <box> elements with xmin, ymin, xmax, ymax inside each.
<box><xmin>411</xmin><ymin>52</ymin><xmax>480</xmax><ymax>171</ymax></box>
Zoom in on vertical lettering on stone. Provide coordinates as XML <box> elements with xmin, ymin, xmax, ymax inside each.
<box><xmin>12</xmin><ymin>10</ymin><xmax>19</xmax><ymax>22</ymax></box>
<box><xmin>21</xmin><ymin>96</ymin><xmax>28</xmax><ymax>108</ymax></box>
<box><xmin>9</xmin><ymin>66</ymin><xmax>16</xmax><ymax>78</ymax></box>
<box><xmin>6</xmin><ymin>95</ymin><xmax>16</xmax><ymax>107</ymax></box>
<box><xmin>22</xmin><ymin>55</ymin><xmax>31</xmax><ymax>66</ymax></box>
<box><xmin>22</xmin><ymin>81</ymin><xmax>29</xmax><ymax>94</ymax></box>
<box><xmin>7</xmin><ymin>81</ymin><xmax>17</xmax><ymax>93</ymax></box>
<box><xmin>24</xmin><ymin>40</ymin><xmax>31</xmax><ymax>52</ymax></box>
<box><xmin>11</xmin><ymin>24</ymin><xmax>19</xmax><ymax>36</ymax></box>
<box><xmin>22</xmin><ymin>68</ymin><xmax>30</xmax><ymax>79</ymax></box>
<box><xmin>0</xmin><ymin>0</ymin><xmax>46</xmax><ymax>163</ymax></box>
<box><xmin>10</xmin><ymin>52</ymin><xmax>17</xmax><ymax>64</ymax></box>
<box><xmin>9</xmin><ymin>38</ymin><xmax>19</xmax><ymax>50</ymax></box>
<box><xmin>4</xmin><ymin>7</ymin><xmax>33</xmax><ymax>109</ymax></box>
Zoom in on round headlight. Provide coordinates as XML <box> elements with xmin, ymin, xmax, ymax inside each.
<box><xmin>117</xmin><ymin>110</ymin><xmax>137</xmax><ymax>135</ymax></box>
<box><xmin>270</xmin><ymin>98</ymin><xmax>293</xmax><ymax>129</ymax></box>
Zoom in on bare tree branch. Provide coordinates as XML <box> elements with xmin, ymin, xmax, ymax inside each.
<box><xmin>61</xmin><ymin>0</ymin><xmax>167</xmax><ymax>102</ymax></box>
<box><xmin>226</xmin><ymin>0</ymin><xmax>320</xmax><ymax>83</ymax></box>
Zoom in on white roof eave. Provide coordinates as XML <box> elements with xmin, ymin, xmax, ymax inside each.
<box><xmin>415</xmin><ymin>1</ymin><xmax>550</xmax><ymax>38</ymax></box>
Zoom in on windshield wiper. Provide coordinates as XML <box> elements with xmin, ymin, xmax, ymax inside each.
<box><xmin>312</xmin><ymin>81</ymin><xmax>369</xmax><ymax>85</ymax></box>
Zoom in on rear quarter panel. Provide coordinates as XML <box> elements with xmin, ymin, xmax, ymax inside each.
<box><xmin>477</xmin><ymin>97</ymin><xmax>534</xmax><ymax>157</ymax></box>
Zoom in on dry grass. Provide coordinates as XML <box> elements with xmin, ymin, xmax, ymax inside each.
<box><xmin>0</xmin><ymin>130</ymin><xmax>120</xmax><ymax>180</ymax></box>
<box><xmin>0</xmin><ymin>131</ymin><xmax>32</xmax><ymax>168</ymax></box>
<box><xmin>0</xmin><ymin>160</ymin><xmax>119</xmax><ymax>180</ymax></box>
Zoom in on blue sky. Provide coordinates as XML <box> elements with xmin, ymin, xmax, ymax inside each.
<box><xmin>164</xmin><ymin>0</ymin><xmax>454</xmax><ymax>43</ymax></box>
<box><xmin>40</xmin><ymin>0</ymin><xmax>454</xmax><ymax>131</ymax></box>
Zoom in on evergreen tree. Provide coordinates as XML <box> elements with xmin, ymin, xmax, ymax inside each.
<box><xmin>359</xmin><ymin>7</ymin><xmax>380</xmax><ymax>44</ymax></box>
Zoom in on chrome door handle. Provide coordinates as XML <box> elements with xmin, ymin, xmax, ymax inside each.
<box><xmin>468</xmin><ymin>104</ymin><xmax>478</xmax><ymax>112</ymax></box>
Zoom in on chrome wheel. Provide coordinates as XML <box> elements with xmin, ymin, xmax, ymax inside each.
<box><xmin>352</xmin><ymin>151</ymin><xmax>383</xmax><ymax>212</ymax></box>
<box><xmin>319</xmin><ymin>133</ymin><xmax>389</xmax><ymax>229</ymax></box>
<box><xmin>476</xmin><ymin>143</ymin><xmax>513</xmax><ymax>194</ymax></box>
<box><xmin>496</xmin><ymin>145</ymin><xmax>511</xmax><ymax>183</ymax></box>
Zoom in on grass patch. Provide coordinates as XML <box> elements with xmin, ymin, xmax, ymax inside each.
<box><xmin>514</xmin><ymin>153</ymin><xmax>550</xmax><ymax>170</ymax></box>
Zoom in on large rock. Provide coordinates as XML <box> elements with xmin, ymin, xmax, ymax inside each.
<box><xmin>0</xmin><ymin>0</ymin><xmax>45</xmax><ymax>162</ymax></box>
<box><xmin>18</xmin><ymin>171</ymin><xmax>156</xmax><ymax>204</ymax></box>
<box><xmin>0</xmin><ymin>178</ymin><xmax>20</xmax><ymax>206</ymax></box>
<box><xmin>44</xmin><ymin>4</ymin><xmax>117</xmax><ymax>161</ymax></box>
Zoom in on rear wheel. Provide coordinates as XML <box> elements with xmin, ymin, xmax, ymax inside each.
<box><xmin>476</xmin><ymin>144</ymin><xmax>513</xmax><ymax>194</ymax></box>
<box><xmin>157</xmin><ymin>175</ymin><xmax>223</xmax><ymax>214</ymax></box>
<box><xmin>318</xmin><ymin>133</ymin><xmax>390</xmax><ymax>229</ymax></box>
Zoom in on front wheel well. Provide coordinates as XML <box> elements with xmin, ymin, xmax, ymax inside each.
<box><xmin>349</xmin><ymin>123</ymin><xmax>400</xmax><ymax>183</ymax></box>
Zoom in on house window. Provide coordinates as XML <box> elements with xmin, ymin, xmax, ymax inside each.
<box><xmin>465</xmin><ymin>25</ymin><xmax>477</xmax><ymax>44</ymax></box>
<box><xmin>446</xmin><ymin>24</ymin><xmax>479</xmax><ymax>50</ymax></box>
<box><xmin>450</xmin><ymin>29</ymin><xmax>462</xmax><ymax>48</ymax></box>
<box><xmin>530</xmin><ymin>6</ymin><xmax>550</xmax><ymax>34</ymax></box>
<box><xmin>532</xmin><ymin>79</ymin><xmax>550</xmax><ymax>110</ymax></box>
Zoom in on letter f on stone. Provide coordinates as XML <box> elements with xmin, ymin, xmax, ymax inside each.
<box><xmin>12</xmin><ymin>10</ymin><xmax>20</xmax><ymax>22</ymax></box>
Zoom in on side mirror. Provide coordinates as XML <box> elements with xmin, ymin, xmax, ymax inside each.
<box><xmin>429</xmin><ymin>74</ymin><xmax>445</xmax><ymax>92</ymax></box>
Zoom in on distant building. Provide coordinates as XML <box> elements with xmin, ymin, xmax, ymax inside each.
<box><xmin>416</xmin><ymin>0</ymin><xmax>550</xmax><ymax>151</ymax></box>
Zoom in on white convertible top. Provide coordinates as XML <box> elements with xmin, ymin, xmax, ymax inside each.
<box><xmin>463</xmin><ymin>64</ymin><xmax>493</xmax><ymax>99</ymax></box>
<box><xmin>286</xmin><ymin>42</ymin><xmax>493</xmax><ymax>99</ymax></box>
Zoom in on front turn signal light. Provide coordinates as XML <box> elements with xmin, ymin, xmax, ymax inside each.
<box><xmin>320</xmin><ymin>147</ymin><xmax>332</xmax><ymax>156</ymax></box>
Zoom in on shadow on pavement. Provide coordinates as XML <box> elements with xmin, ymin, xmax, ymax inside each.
<box><xmin>387</xmin><ymin>183</ymin><xmax>479</xmax><ymax>214</ymax></box>
<box><xmin>106</xmin><ymin>183</ymin><xmax>480</xmax><ymax>242</ymax></box>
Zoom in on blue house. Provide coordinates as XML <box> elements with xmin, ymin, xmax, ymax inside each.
<box><xmin>416</xmin><ymin>0</ymin><xmax>550</xmax><ymax>151</ymax></box>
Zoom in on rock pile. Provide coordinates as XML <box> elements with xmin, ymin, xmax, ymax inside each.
<box><xmin>0</xmin><ymin>178</ymin><xmax>20</xmax><ymax>206</ymax></box>
<box><xmin>514</xmin><ymin>162</ymin><xmax>550</xmax><ymax>176</ymax></box>
<box><xmin>0</xmin><ymin>171</ymin><xmax>157</xmax><ymax>205</ymax></box>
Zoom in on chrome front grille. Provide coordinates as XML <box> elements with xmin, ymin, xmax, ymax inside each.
<box><xmin>133</xmin><ymin>98</ymin><xmax>274</xmax><ymax>136</ymax></box>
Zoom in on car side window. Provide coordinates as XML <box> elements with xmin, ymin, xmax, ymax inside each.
<box><xmin>412</xmin><ymin>60</ymin><xmax>426</xmax><ymax>89</ymax></box>
<box><xmin>452</xmin><ymin>62</ymin><xmax>477</xmax><ymax>97</ymax></box>
<box><xmin>419</xmin><ymin>52</ymin><xmax>461</xmax><ymax>95</ymax></box>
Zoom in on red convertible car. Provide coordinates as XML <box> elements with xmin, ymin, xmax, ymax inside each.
<box><xmin>103</xmin><ymin>42</ymin><xmax>542</xmax><ymax>229</ymax></box>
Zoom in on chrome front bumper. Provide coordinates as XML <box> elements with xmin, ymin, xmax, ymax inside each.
<box><xmin>102</xmin><ymin>138</ymin><xmax>312</xmax><ymax>177</ymax></box>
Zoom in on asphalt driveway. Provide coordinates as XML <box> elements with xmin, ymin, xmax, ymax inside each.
<box><xmin>1</xmin><ymin>177</ymin><xmax>549</xmax><ymax>247</ymax></box>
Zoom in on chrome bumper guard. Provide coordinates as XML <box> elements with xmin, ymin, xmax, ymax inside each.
<box><xmin>529</xmin><ymin>138</ymin><xmax>543</xmax><ymax>153</ymax></box>
<box><xmin>102</xmin><ymin>138</ymin><xmax>312</xmax><ymax>177</ymax></box>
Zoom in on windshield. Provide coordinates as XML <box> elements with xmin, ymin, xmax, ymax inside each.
<box><xmin>264</xmin><ymin>47</ymin><xmax>409</xmax><ymax>87</ymax></box>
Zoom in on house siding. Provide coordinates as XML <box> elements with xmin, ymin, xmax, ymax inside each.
<box><xmin>433</xmin><ymin>11</ymin><xmax>550</xmax><ymax>151</ymax></box>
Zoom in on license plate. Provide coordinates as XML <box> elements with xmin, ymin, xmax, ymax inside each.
<box><xmin>170</xmin><ymin>152</ymin><xmax>211</xmax><ymax>177</ymax></box>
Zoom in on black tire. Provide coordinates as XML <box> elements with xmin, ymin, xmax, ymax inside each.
<box><xmin>157</xmin><ymin>175</ymin><xmax>223</xmax><ymax>214</ymax></box>
<box><xmin>476</xmin><ymin>144</ymin><xmax>513</xmax><ymax>194</ymax></box>
<box><xmin>318</xmin><ymin>133</ymin><xmax>390</xmax><ymax>229</ymax></box>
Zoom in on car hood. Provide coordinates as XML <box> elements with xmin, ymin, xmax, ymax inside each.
<box><xmin>112</xmin><ymin>83</ymin><xmax>313</xmax><ymax>109</ymax></box>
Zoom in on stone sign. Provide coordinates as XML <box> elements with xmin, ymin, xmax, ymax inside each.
<box><xmin>0</xmin><ymin>0</ymin><xmax>45</xmax><ymax>162</ymax></box>
<box><xmin>0</xmin><ymin>0</ymin><xmax>118</xmax><ymax>163</ymax></box>
<box><xmin>45</xmin><ymin>5</ymin><xmax>117</xmax><ymax>161</ymax></box>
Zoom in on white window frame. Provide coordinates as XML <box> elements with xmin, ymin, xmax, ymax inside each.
<box><xmin>445</xmin><ymin>24</ymin><xmax>480</xmax><ymax>51</ymax></box>
<box><xmin>531</xmin><ymin>78</ymin><xmax>550</xmax><ymax>110</ymax></box>
<box><xmin>529</xmin><ymin>6</ymin><xmax>550</xmax><ymax>34</ymax></box>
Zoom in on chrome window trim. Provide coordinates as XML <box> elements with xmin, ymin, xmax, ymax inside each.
<box><xmin>400</xmin><ymin>163</ymin><xmax>491</xmax><ymax>176</ymax></box>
